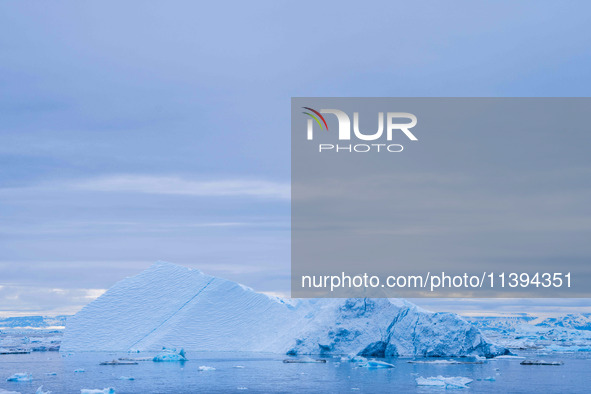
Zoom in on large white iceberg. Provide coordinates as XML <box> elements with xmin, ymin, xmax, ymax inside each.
<box><xmin>61</xmin><ymin>262</ymin><xmax>507</xmax><ymax>358</ymax></box>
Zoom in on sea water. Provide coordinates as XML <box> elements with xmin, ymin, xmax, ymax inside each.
<box><xmin>0</xmin><ymin>350</ymin><xmax>589</xmax><ymax>393</ymax></box>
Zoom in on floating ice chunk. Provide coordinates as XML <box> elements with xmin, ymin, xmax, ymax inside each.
<box><xmin>491</xmin><ymin>355</ymin><xmax>525</xmax><ymax>360</ymax></box>
<box><xmin>283</xmin><ymin>357</ymin><xmax>326</xmax><ymax>363</ymax></box>
<box><xmin>409</xmin><ymin>359</ymin><xmax>483</xmax><ymax>365</ymax></box>
<box><xmin>233</xmin><ymin>366</ymin><xmax>245</xmax><ymax>369</ymax></box>
<box><xmin>237</xmin><ymin>387</ymin><xmax>248</xmax><ymax>390</ymax></box>
<box><xmin>118</xmin><ymin>357</ymin><xmax>152</xmax><ymax>362</ymax></box>
<box><xmin>520</xmin><ymin>360</ymin><xmax>563</xmax><ymax>366</ymax></box>
<box><xmin>80</xmin><ymin>389</ymin><xmax>115</xmax><ymax>394</ymax></box>
<box><xmin>100</xmin><ymin>360</ymin><xmax>137</xmax><ymax>365</ymax></box>
<box><xmin>198</xmin><ymin>366</ymin><xmax>215</xmax><ymax>371</ymax></box>
<box><xmin>74</xmin><ymin>369</ymin><xmax>85</xmax><ymax>373</ymax></box>
<box><xmin>360</xmin><ymin>360</ymin><xmax>395</xmax><ymax>369</ymax></box>
<box><xmin>118</xmin><ymin>376</ymin><xmax>135</xmax><ymax>380</ymax></box>
<box><xmin>6</xmin><ymin>373</ymin><xmax>32</xmax><ymax>382</ymax></box>
<box><xmin>153</xmin><ymin>348</ymin><xmax>187</xmax><ymax>362</ymax></box>
<box><xmin>484</xmin><ymin>376</ymin><xmax>496</xmax><ymax>381</ymax></box>
<box><xmin>416</xmin><ymin>375</ymin><xmax>473</xmax><ymax>389</ymax></box>
<box><xmin>350</xmin><ymin>356</ymin><xmax>367</xmax><ymax>363</ymax></box>
<box><xmin>45</xmin><ymin>373</ymin><xmax>57</xmax><ymax>376</ymax></box>
<box><xmin>408</xmin><ymin>359</ymin><xmax>459</xmax><ymax>364</ymax></box>
<box><xmin>36</xmin><ymin>386</ymin><xmax>51</xmax><ymax>394</ymax></box>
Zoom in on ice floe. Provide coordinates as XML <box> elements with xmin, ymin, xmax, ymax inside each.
<box><xmin>416</xmin><ymin>375</ymin><xmax>473</xmax><ymax>389</ymax></box>
<box><xmin>152</xmin><ymin>348</ymin><xmax>187</xmax><ymax>362</ymax></box>
<box><xmin>80</xmin><ymin>389</ymin><xmax>115</xmax><ymax>394</ymax></box>
<box><xmin>5</xmin><ymin>373</ymin><xmax>32</xmax><ymax>382</ymax></box>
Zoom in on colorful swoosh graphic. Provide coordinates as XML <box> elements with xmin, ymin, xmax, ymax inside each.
<box><xmin>302</xmin><ymin>107</ymin><xmax>328</xmax><ymax>130</ymax></box>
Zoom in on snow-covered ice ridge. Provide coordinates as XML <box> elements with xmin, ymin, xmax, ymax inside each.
<box><xmin>61</xmin><ymin>262</ymin><xmax>508</xmax><ymax>357</ymax></box>
<box><xmin>0</xmin><ymin>316</ymin><xmax>67</xmax><ymax>330</ymax></box>
<box><xmin>465</xmin><ymin>314</ymin><xmax>591</xmax><ymax>351</ymax></box>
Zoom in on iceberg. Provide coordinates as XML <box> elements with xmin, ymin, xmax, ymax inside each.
<box><xmin>359</xmin><ymin>359</ymin><xmax>395</xmax><ymax>369</ymax></box>
<box><xmin>416</xmin><ymin>375</ymin><xmax>473</xmax><ymax>389</ymax></box>
<box><xmin>152</xmin><ymin>347</ymin><xmax>187</xmax><ymax>362</ymax></box>
<box><xmin>197</xmin><ymin>366</ymin><xmax>216</xmax><ymax>371</ymax></box>
<box><xmin>62</xmin><ymin>262</ymin><xmax>507</xmax><ymax>358</ymax></box>
<box><xmin>35</xmin><ymin>387</ymin><xmax>51</xmax><ymax>394</ymax></box>
<box><xmin>80</xmin><ymin>389</ymin><xmax>115</xmax><ymax>394</ymax></box>
<box><xmin>5</xmin><ymin>373</ymin><xmax>32</xmax><ymax>382</ymax></box>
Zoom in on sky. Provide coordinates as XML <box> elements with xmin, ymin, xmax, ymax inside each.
<box><xmin>1</xmin><ymin>1</ymin><xmax>590</xmax><ymax>316</ymax></box>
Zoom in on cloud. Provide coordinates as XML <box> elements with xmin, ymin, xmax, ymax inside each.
<box><xmin>70</xmin><ymin>175</ymin><xmax>290</xmax><ymax>199</ymax></box>
<box><xmin>0</xmin><ymin>285</ymin><xmax>107</xmax><ymax>316</ymax></box>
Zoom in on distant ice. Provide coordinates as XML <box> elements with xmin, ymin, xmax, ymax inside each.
<box><xmin>546</xmin><ymin>345</ymin><xmax>591</xmax><ymax>353</ymax></box>
<box><xmin>118</xmin><ymin>376</ymin><xmax>135</xmax><ymax>380</ymax></box>
<box><xmin>465</xmin><ymin>314</ymin><xmax>591</xmax><ymax>353</ymax></box>
<box><xmin>198</xmin><ymin>366</ymin><xmax>216</xmax><ymax>371</ymax></box>
<box><xmin>416</xmin><ymin>375</ymin><xmax>473</xmax><ymax>389</ymax></box>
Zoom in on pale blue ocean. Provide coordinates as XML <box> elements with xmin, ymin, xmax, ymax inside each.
<box><xmin>0</xmin><ymin>351</ymin><xmax>589</xmax><ymax>393</ymax></box>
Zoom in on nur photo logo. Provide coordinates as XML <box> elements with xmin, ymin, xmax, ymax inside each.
<box><xmin>302</xmin><ymin>107</ymin><xmax>418</xmax><ymax>153</ymax></box>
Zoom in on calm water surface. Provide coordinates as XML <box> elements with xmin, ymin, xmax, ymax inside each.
<box><xmin>0</xmin><ymin>351</ymin><xmax>588</xmax><ymax>393</ymax></box>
